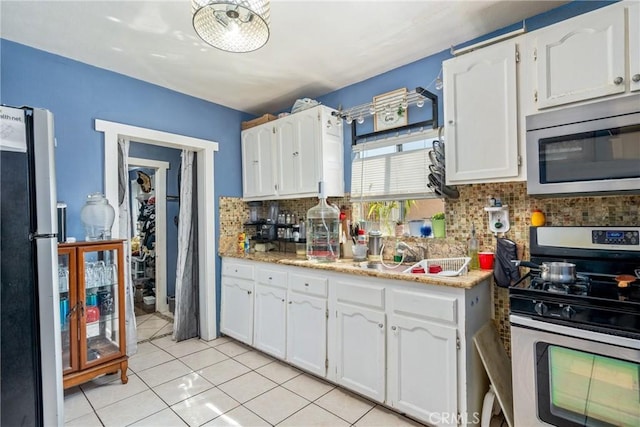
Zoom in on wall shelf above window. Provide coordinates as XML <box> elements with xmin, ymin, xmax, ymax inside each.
<box><xmin>332</xmin><ymin>87</ymin><xmax>439</xmax><ymax>145</ymax></box>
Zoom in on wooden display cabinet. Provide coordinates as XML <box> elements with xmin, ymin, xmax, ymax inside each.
<box><xmin>58</xmin><ymin>239</ymin><xmax>128</xmax><ymax>389</ymax></box>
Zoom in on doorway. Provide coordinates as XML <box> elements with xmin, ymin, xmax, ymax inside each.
<box><xmin>128</xmin><ymin>157</ymin><xmax>170</xmax><ymax>318</ymax></box>
<box><xmin>96</xmin><ymin>120</ymin><xmax>218</xmax><ymax>343</ymax></box>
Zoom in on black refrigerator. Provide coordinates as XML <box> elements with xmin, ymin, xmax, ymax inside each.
<box><xmin>1</xmin><ymin>105</ymin><xmax>63</xmax><ymax>425</ymax></box>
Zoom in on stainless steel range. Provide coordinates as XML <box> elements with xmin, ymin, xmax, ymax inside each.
<box><xmin>510</xmin><ymin>226</ymin><xmax>640</xmax><ymax>427</ymax></box>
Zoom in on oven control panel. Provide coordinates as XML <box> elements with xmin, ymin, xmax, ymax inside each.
<box><xmin>592</xmin><ymin>230</ymin><xmax>639</xmax><ymax>246</ymax></box>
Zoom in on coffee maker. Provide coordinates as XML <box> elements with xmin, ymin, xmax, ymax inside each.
<box><xmin>256</xmin><ymin>201</ymin><xmax>278</xmax><ymax>241</ymax></box>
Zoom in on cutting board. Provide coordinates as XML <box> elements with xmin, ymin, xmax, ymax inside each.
<box><xmin>473</xmin><ymin>322</ymin><xmax>514</xmax><ymax>427</ymax></box>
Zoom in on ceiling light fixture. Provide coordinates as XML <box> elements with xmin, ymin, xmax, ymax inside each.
<box><xmin>191</xmin><ymin>0</ymin><xmax>270</xmax><ymax>53</ymax></box>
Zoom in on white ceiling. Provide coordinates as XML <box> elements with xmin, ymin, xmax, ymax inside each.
<box><xmin>1</xmin><ymin>0</ymin><xmax>567</xmax><ymax>115</ymax></box>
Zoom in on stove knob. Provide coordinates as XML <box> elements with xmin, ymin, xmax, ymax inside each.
<box><xmin>534</xmin><ymin>302</ymin><xmax>548</xmax><ymax>316</ymax></box>
<box><xmin>561</xmin><ymin>306</ymin><xmax>575</xmax><ymax>319</ymax></box>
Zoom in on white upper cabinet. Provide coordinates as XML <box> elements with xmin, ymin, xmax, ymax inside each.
<box><xmin>241</xmin><ymin>125</ymin><xmax>276</xmax><ymax>199</ymax></box>
<box><xmin>534</xmin><ymin>5</ymin><xmax>626</xmax><ymax>109</ymax></box>
<box><xmin>532</xmin><ymin>2</ymin><xmax>640</xmax><ymax>107</ymax></box>
<box><xmin>443</xmin><ymin>40</ymin><xmax>520</xmax><ymax>184</ymax></box>
<box><xmin>242</xmin><ymin>105</ymin><xmax>344</xmax><ymax>201</ymax></box>
<box><xmin>276</xmin><ymin>109</ymin><xmax>321</xmax><ymax>196</ymax></box>
<box><xmin>629</xmin><ymin>2</ymin><xmax>640</xmax><ymax>92</ymax></box>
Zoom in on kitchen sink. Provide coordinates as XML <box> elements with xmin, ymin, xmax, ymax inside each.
<box><xmin>358</xmin><ymin>262</ymin><xmax>411</xmax><ymax>273</ymax></box>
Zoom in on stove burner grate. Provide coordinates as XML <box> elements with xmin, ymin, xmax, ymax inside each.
<box><xmin>529</xmin><ymin>276</ymin><xmax>591</xmax><ymax>296</ymax></box>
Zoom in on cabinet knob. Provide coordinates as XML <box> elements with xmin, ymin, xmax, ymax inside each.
<box><xmin>632</xmin><ymin>74</ymin><xmax>640</xmax><ymax>82</ymax></box>
<box><xmin>391</xmin><ymin>326</ymin><xmax>397</xmax><ymax>331</ymax></box>
<box><xmin>268</xmin><ymin>276</ymin><xmax>273</xmax><ymax>280</ymax></box>
<box><xmin>448</xmin><ymin>120</ymin><xmax>454</xmax><ymax>125</ymax></box>
<box><xmin>614</xmin><ymin>76</ymin><xmax>624</xmax><ymax>85</ymax></box>
<box><xmin>247</xmin><ymin>290</ymin><xmax>252</xmax><ymax>295</ymax></box>
<box><xmin>304</xmin><ymin>283</ymin><xmax>309</xmax><ymax>287</ymax></box>
<box><xmin>378</xmin><ymin>323</ymin><xmax>384</xmax><ymax>328</ymax></box>
<box><xmin>281</xmin><ymin>299</ymin><xmax>285</xmax><ymax>302</ymax></box>
<box><xmin>293</xmin><ymin>152</ymin><xmax>299</xmax><ymax>157</ymax></box>
<box><xmin>288</xmin><ymin>301</ymin><xmax>292</xmax><ymax>304</ymax></box>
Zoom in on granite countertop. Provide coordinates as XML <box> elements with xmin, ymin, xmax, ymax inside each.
<box><xmin>220</xmin><ymin>250</ymin><xmax>492</xmax><ymax>290</ymax></box>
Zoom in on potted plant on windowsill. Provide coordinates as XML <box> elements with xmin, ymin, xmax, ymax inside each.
<box><xmin>367</xmin><ymin>201</ymin><xmax>397</xmax><ymax>235</ymax></box>
<box><xmin>432</xmin><ymin>212</ymin><xmax>446</xmax><ymax>238</ymax></box>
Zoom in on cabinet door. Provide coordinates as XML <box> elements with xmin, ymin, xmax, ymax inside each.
<box><xmin>443</xmin><ymin>41</ymin><xmax>519</xmax><ymax>184</ymax></box>
<box><xmin>253</xmin><ymin>284</ymin><xmax>287</xmax><ymax>359</ymax></box>
<box><xmin>58</xmin><ymin>247</ymin><xmax>78</xmax><ymax>374</ymax></box>
<box><xmin>293</xmin><ymin>109</ymin><xmax>321</xmax><ymax>195</ymax></box>
<box><xmin>220</xmin><ymin>277</ymin><xmax>254</xmax><ymax>345</ymax></box>
<box><xmin>630</xmin><ymin>2</ymin><xmax>640</xmax><ymax>93</ymax></box>
<box><xmin>276</xmin><ymin>110</ymin><xmax>319</xmax><ymax>196</ymax></box>
<box><xmin>536</xmin><ymin>6</ymin><xmax>625</xmax><ymax>108</ymax></box>
<box><xmin>286</xmin><ymin>292</ymin><xmax>327</xmax><ymax>377</ymax></box>
<box><xmin>274</xmin><ymin>116</ymin><xmax>298</xmax><ymax>196</ymax></box>
<box><xmin>387</xmin><ymin>315</ymin><xmax>458</xmax><ymax>426</ymax></box>
<box><xmin>77</xmin><ymin>244</ymin><xmax>125</xmax><ymax>369</ymax></box>
<box><xmin>335</xmin><ymin>303</ymin><xmax>386</xmax><ymax>403</ymax></box>
<box><xmin>242</xmin><ymin>125</ymin><xmax>276</xmax><ymax>198</ymax></box>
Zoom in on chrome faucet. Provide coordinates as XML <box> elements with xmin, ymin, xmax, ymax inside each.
<box><xmin>397</xmin><ymin>241</ymin><xmax>428</xmax><ymax>262</ymax></box>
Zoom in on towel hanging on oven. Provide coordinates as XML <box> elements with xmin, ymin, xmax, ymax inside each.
<box><xmin>494</xmin><ymin>237</ymin><xmax>521</xmax><ymax>288</ymax></box>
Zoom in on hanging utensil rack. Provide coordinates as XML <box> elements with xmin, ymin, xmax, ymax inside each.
<box><xmin>331</xmin><ymin>86</ymin><xmax>438</xmax><ymax>145</ymax></box>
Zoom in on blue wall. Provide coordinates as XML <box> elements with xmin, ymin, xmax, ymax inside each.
<box><xmin>129</xmin><ymin>142</ymin><xmax>182</xmax><ymax>298</ymax></box>
<box><xmin>0</xmin><ymin>38</ymin><xmax>247</xmax><ymax>240</ymax></box>
<box><xmin>1</xmin><ymin>40</ymin><xmax>249</xmax><ymax>328</ymax></box>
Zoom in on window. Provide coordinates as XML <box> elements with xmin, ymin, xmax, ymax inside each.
<box><xmin>351</xmin><ymin>129</ymin><xmax>440</xmax><ymax>201</ymax></box>
<box><xmin>351</xmin><ymin>129</ymin><xmax>444</xmax><ymax>235</ymax></box>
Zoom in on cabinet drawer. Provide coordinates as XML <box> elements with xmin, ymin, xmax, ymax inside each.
<box><xmin>289</xmin><ymin>273</ymin><xmax>327</xmax><ymax>297</ymax></box>
<box><xmin>390</xmin><ymin>289</ymin><xmax>457</xmax><ymax>325</ymax></box>
<box><xmin>222</xmin><ymin>262</ymin><xmax>254</xmax><ymax>280</ymax></box>
<box><xmin>335</xmin><ymin>280</ymin><xmax>385</xmax><ymax>310</ymax></box>
<box><xmin>257</xmin><ymin>268</ymin><xmax>287</xmax><ymax>288</ymax></box>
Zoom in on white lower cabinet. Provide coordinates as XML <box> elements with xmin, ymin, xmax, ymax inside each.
<box><xmin>220</xmin><ymin>277</ymin><xmax>254</xmax><ymax>345</ymax></box>
<box><xmin>335</xmin><ymin>302</ymin><xmax>386</xmax><ymax>402</ymax></box>
<box><xmin>286</xmin><ymin>276</ymin><xmax>328</xmax><ymax>377</ymax></box>
<box><xmin>253</xmin><ymin>267</ymin><xmax>288</xmax><ymax>359</ymax></box>
<box><xmin>387</xmin><ymin>314</ymin><xmax>458</xmax><ymax>426</ymax></box>
<box><xmin>220</xmin><ymin>260</ymin><xmax>255</xmax><ymax>345</ymax></box>
<box><xmin>253</xmin><ymin>283</ymin><xmax>287</xmax><ymax>359</ymax></box>
<box><xmin>333</xmin><ymin>278</ymin><xmax>387</xmax><ymax>402</ymax></box>
<box><xmin>220</xmin><ymin>258</ymin><xmax>490</xmax><ymax>426</ymax></box>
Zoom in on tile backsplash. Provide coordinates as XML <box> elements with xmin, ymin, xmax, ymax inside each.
<box><xmin>445</xmin><ymin>181</ymin><xmax>639</xmax><ymax>354</ymax></box>
<box><xmin>219</xmin><ymin>183</ymin><xmax>639</xmax><ymax>355</ymax></box>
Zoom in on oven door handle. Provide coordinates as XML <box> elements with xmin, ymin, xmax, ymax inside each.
<box><xmin>510</xmin><ymin>314</ymin><xmax>640</xmax><ymax>350</ymax></box>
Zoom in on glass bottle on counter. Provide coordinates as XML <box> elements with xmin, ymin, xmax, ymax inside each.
<box><xmin>468</xmin><ymin>224</ymin><xmax>480</xmax><ymax>270</ymax></box>
<box><xmin>306</xmin><ymin>182</ymin><xmax>340</xmax><ymax>262</ymax></box>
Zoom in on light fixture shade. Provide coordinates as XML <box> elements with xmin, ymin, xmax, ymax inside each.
<box><xmin>192</xmin><ymin>0</ymin><xmax>270</xmax><ymax>53</ymax></box>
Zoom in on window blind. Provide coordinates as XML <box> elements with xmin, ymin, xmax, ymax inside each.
<box><xmin>351</xmin><ymin>129</ymin><xmax>439</xmax><ymax>201</ymax></box>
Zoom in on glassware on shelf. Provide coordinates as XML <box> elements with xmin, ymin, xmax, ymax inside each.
<box><xmin>60</xmin><ymin>297</ymin><xmax>69</xmax><ymax>329</ymax></box>
<box><xmin>58</xmin><ymin>265</ymin><xmax>69</xmax><ymax>292</ymax></box>
<box><xmin>86</xmin><ymin>291</ymin><xmax>100</xmax><ymax>323</ymax></box>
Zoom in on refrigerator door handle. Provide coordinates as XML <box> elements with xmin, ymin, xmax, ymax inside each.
<box><xmin>30</xmin><ymin>233</ymin><xmax>57</xmax><ymax>240</ymax></box>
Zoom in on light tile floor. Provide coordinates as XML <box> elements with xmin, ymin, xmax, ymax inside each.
<box><xmin>135</xmin><ymin>312</ymin><xmax>175</xmax><ymax>343</ymax></box>
<box><xmin>64</xmin><ymin>333</ymin><xmax>428</xmax><ymax>426</ymax></box>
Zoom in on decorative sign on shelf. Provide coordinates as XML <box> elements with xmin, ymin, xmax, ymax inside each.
<box><xmin>373</xmin><ymin>88</ymin><xmax>408</xmax><ymax>132</ymax></box>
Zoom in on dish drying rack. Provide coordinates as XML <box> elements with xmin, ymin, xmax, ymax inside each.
<box><xmin>404</xmin><ymin>257</ymin><xmax>471</xmax><ymax>277</ymax></box>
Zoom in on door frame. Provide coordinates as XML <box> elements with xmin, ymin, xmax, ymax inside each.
<box><xmin>128</xmin><ymin>157</ymin><xmax>170</xmax><ymax>314</ymax></box>
<box><xmin>95</xmin><ymin>119</ymin><xmax>219</xmax><ymax>340</ymax></box>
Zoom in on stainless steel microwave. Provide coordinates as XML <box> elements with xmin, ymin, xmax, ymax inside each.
<box><xmin>526</xmin><ymin>94</ymin><xmax>640</xmax><ymax>197</ymax></box>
